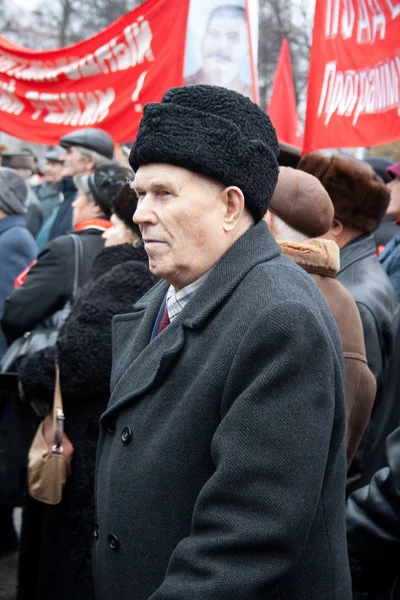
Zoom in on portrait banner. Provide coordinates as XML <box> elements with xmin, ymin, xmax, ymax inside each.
<box><xmin>0</xmin><ymin>0</ymin><xmax>190</xmax><ymax>144</ymax></box>
<box><xmin>183</xmin><ymin>0</ymin><xmax>258</xmax><ymax>102</ymax></box>
<box><xmin>303</xmin><ymin>0</ymin><xmax>400</xmax><ymax>153</ymax></box>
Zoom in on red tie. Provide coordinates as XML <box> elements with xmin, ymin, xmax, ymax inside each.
<box><xmin>158</xmin><ymin>304</ymin><xmax>170</xmax><ymax>334</ymax></box>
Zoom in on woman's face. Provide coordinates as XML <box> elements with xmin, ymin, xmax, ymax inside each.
<box><xmin>102</xmin><ymin>213</ymin><xmax>134</xmax><ymax>247</ymax></box>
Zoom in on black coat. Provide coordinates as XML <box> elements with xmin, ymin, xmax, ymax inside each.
<box><xmin>16</xmin><ymin>243</ymin><xmax>157</xmax><ymax>600</ymax></box>
<box><xmin>94</xmin><ymin>222</ymin><xmax>351</xmax><ymax>600</ymax></box>
<box><xmin>347</xmin><ymin>427</ymin><xmax>400</xmax><ymax>600</ymax></box>
<box><xmin>336</xmin><ymin>234</ymin><xmax>400</xmax><ymax>495</ymax></box>
<box><xmin>1</xmin><ymin>226</ymin><xmax>105</xmax><ymax>344</ymax></box>
<box><xmin>374</xmin><ymin>215</ymin><xmax>400</xmax><ymax>250</ymax></box>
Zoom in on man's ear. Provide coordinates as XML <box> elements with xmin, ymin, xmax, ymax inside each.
<box><xmin>331</xmin><ymin>218</ymin><xmax>344</xmax><ymax>238</ymax></box>
<box><xmin>84</xmin><ymin>154</ymin><xmax>96</xmax><ymax>173</ymax></box>
<box><xmin>221</xmin><ymin>186</ymin><xmax>245</xmax><ymax>232</ymax></box>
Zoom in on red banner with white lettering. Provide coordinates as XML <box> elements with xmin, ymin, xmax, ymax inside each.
<box><xmin>303</xmin><ymin>0</ymin><xmax>400</xmax><ymax>153</ymax></box>
<box><xmin>0</xmin><ymin>0</ymin><xmax>190</xmax><ymax>144</ymax></box>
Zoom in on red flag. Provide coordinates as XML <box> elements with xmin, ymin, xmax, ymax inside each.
<box><xmin>267</xmin><ymin>38</ymin><xmax>302</xmax><ymax>148</ymax></box>
<box><xmin>303</xmin><ymin>1</ymin><xmax>400</xmax><ymax>153</ymax></box>
<box><xmin>0</xmin><ymin>0</ymin><xmax>190</xmax><ymax>144</ymax></box>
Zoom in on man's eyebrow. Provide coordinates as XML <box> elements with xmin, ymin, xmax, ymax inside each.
<box><xmin>133</xmin><ymin>179</ymin><xmax>180</xmax><ymax>193</ymax></box>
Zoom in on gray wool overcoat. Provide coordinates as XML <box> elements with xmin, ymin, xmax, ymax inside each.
<box><xmin>94</xmin><ymin>221</ymin><xmax>352</xmax><ymax>600</ymax></box>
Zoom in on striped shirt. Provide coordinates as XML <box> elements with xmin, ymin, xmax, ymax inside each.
<box><xmin>166</xmin><ymin>270</ymin><xmax>211</xmax><ymax>321</ymax></box>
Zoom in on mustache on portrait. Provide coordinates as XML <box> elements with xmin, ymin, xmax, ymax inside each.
<box><xmin>205</xmin><ymin>50</ymin><xmax>232</xmax><ymax>62</ymax></box>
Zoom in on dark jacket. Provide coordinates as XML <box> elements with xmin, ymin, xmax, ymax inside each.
<box><xmin>379</xmin><ymin>230</ymin><xmax>400</xmax><ymax>301</ymax></box>
<box><xmin>374</xmin><ymin>215</ymin><xmax>400</xmax><ymax>250</ymax></box>
<box><xmin>1</xmin><ymin>225</ymin><xmax>105</xmax><ymax>344</ymax></box>
<box><xmin>48</xmin><ymin>178</ymin><xmax>76</xmax><ymax>241</ymax></box>
<box><xmin>94</xmin><ymin>221</ymin><xmax>351</xmax><ymax>600</ymax></box>
<box><xmin>336</xmin><ymin>234</ymin><xmax>400</xmax><ymax>495</ymax></box>
<box><xmin>280</xmin><ymin>238</ymin><xmax>376</xmax><ymax>468</ymax></box>
<box><xmin>0</xmin><ymin>215</ymin><xmax>38</xmax><ymax>357</ymax></box>
<box><xmin>16</xmin><ymin>243</ymin><xmax>157</xmax><ymax>600</ymax></box>
<box><xmin>347</xmin><ymin>427</ymin><xmax>400</xmax><ymax>600</ymax></box>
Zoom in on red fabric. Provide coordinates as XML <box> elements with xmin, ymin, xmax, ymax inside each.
<box><xmin>14</xmin><ymin>259</ymin><xmax>37</xmax><ymax>289</ymax></box>
<box><xmin>0</xmin><ymin>0</ymin><xmax>190</xmax><ymax>144</ymax></box>
<box><xmin>304</xmin><ymin>1</ymin><xmax>400</xmax><ymax>153</ymax></box>
<box><xmin>74</xmin><ymin>218</ymin><xmax>111</xmax><ymax>232</ymax></box>
<box><xmin>267</xmin><ymin>38</ymin><xmax>302</xmax><ymax>148</ymax></box>
<box><xmin>158</xmin><ymin>304</ymin><xmax>170</xmax><ymax>334</ymax></box>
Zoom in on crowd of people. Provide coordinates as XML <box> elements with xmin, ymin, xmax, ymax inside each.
<box><xmin>0</xmin><ymin>83</ymin><xmax>399</xmax><ymax>600</ymax></box>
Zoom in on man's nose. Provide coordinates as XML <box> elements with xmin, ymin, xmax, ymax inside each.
<box><xmin>133</xmin><ymin>196</ymin><xmax>156</xmax><ymax>225</ymax></box>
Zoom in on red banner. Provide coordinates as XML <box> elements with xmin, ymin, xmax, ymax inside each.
<box><xmin>303</xmin><ymin>0</ymin><xmax>400</xmax><ymax>153</ymax></box>
<box><xmin>267</xmin><ymin>39</ymin><xmax>302</xmax><ymax>148</ymax></box>
<box><xmin>0</xmin><ymin>0</ymin><xmax>190</xmax><ymax>144</ymax></box>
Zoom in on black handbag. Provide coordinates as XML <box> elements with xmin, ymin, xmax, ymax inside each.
<box><xmin>0</xmin><ymin>234</ymin><xmax>83</xmax><ymax>374</ymax></box>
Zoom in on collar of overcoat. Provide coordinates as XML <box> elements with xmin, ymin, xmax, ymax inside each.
<box><xmin>102</xmin><ymin>220</ymin><xmax>280</xmax><ymax>420</ymax></box>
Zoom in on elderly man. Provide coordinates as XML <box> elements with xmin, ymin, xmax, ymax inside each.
<box><xmin>298</xmin><ymin>153</ymin><xmax>400</xmax><ymax>496</ymax></box>
<box><xmin>94</xmin><ymin>85</ymin><xmax>351</xmax><ymax>600</ymax></box>
<box><xmin>184</xmin><ymin>5</ymin><xmax>252</xmax><ymax>98</ymax></box>
<box><xmin>48</xmin><ymin>127</ymin><xmax>114</xmax><ymax>241</ymax></box>
<box><xmin>265</xmin><ymin>167</ymin><xmax>376</xmax><ymax>468</ymax></box>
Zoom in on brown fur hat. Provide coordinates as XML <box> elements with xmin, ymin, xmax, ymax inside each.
<box><xmin>297</xmin><ymin>152</ymin><xmax>390</xmax><ymax>233</ymax></box>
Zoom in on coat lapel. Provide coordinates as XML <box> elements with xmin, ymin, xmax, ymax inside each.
<box><xmin>103</xmin><ymin>221</ymin><xmax>281</xmax><ymax>420</ymax></box>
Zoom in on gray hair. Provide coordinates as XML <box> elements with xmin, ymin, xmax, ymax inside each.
<box><xmin>271</xmin><ymin>213</ymin><xmax>309</xmax><ymax>243</ymax></box>
<box><xmin>75</xmin><ymin>146</ymin><xmax>112</xmax><ymax>169</ymax></box>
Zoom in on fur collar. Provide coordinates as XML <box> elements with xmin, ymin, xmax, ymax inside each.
<box><xmin>279</xmin><ymin>239</ymin><xmax>340</xmax><ymax>277</ymax></box>
<box><xmin>91</xmin><ymin>243</ymin><xmax>148</xmax><ymax>280</ymax></box>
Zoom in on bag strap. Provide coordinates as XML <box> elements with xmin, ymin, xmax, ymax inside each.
<box><xmin>52</xmin><ymin>361</ymin><xmax>65</xmax><ymax>450</ymax></box>
<box><xmin>69</xmin><ymin>234</ymin><xmax>84</xmax><ymax>300</ymax></box>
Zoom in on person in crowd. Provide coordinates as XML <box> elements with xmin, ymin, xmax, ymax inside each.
<box><xmin>347</xmin><ymin>426</ymin><xmax>400</xmax><ymax>600</ymax></box>
<box><xmin>364</xmin><ymin>157</ymin><xmax>399</xmax><ymax>249</ymax></box>
<box><xmin>298</xmin><ymin>152</ymin><xmax>400</xmax><ymax>495</ymax></box>
<box><xmin>48</xmin><ymin>128</ymin><xmax>115</xmax><ymax>241</ymax></box>
<box><xmin>379</xmin><ymin>163</ymin><xmax>400</xmax><ymax>300</ymax></box>
<box><xmin>0</xmin><ymin>167</ymin><xmax>37</xmax><ymax>556</ymax></box>
<box><xmin>1</xmin><ymin>164</ymin><xmax>131</xmax><ymax>346</ymax></box>
<box><xmin>265</xmin><ymin>166</ymin><xmax>376</xmax><ymax>468</ymax></box>
<box><xmin>34</xmin><ymin>147</ymin><xmax>65</xmax><ymax>250</ymax></box>
<box><xmin>16</xmin><ymin>183</ymin><xmax>157</xmax><ymax>600</ymax></box>
<box><xmin>184</xmin><ymin>5</ymin><xmax>253</xmax><ymax>98</ymax></box>
<box><xmin>0</xmin><ymin>168</ymin><xmax>38</xmax><ymax>359</ymax></box>
<box><xmin>94</xmin><ymin>85</ymin><xmax>351</xmax><ymax>600</ymax></box>
<box><xmin>1</xmin><ymin>152</ymin><xmax>43</xmax><ymax>237</ymax></box>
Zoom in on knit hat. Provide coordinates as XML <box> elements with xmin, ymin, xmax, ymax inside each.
<box><xmin>269</xmin><ymin>167</ymin><xmax>334</xmax><ymax>237</ymax></box>
<box><xmin>387</xmin><ymin>162</ymin><xmax>400</xmax><ymax>180</ymax></box>
<box><xmin>129</xmin><ymin>85</ymin><xmax>280</xmax><ymax>222</ymax></box>
<box><xmin>112</xmin><ymin>184</ymin><xmax>141</xmax><ymax>239</ymax></box>
<box><xmin>74</xmin><ymin>164</ymin><xmax>133</xmax><ymax>218</ymax></box>
<box><xmin>0</xmin><ymin>167</ymin><xmax>30</xmax><ymax>215</ymax></box>
<box><xmin>298</xmin><ymin>152</ymin><xmax>390</xmax><ymax>233</ymax></box>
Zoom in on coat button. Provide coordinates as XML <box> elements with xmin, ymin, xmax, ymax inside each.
<box><xmin>106</xmin><ymin>422</ymin><xmax>116</xmax><ymax>435</ymax></box>
<box><xmin>94</xmin><ymin>523</ymin><xmax>99</xmax><ymax>540</ymax></box>
<box><xmin>121</xmin><ymin>426</ymin><xmax>132</xmax><ymax>445</ymax></box>
<box><xmin>108</xmin><ymin>533</ymin><xmax>119</xmax><ymax>550</ymax></box>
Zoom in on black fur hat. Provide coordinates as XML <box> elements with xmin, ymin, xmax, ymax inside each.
<box><xmin>112</xmin><ymin>184</ymin><xmax>141</xmax><ymax>239</ymax></box>
<box><xmin>129</xmin><ymin>85</ymin><xmax>280</xmax><ymax>222</ymax></box>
